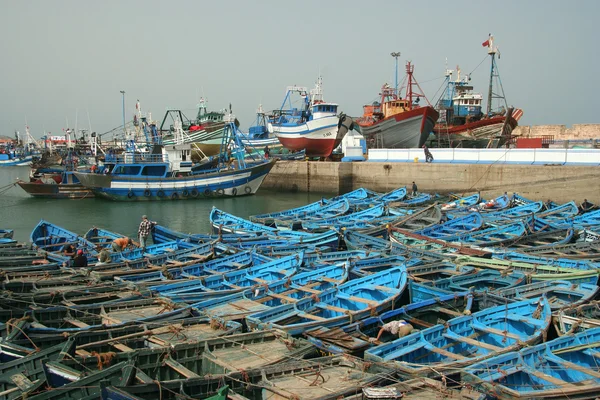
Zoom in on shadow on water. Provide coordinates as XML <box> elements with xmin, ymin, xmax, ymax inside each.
<box><xmin>0</xmin><ymin>166</ymin><xmax>328</xmax><ymax>242</ymax></box>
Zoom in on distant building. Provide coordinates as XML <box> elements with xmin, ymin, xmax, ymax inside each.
<box><xmin>0</xmin><ymin>136</ymin><xmax>14</xmax><ymax>145</ymax></box>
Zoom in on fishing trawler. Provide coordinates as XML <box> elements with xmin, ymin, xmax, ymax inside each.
<box><xmin>433</xmin><ymin>35</ymin><xmax>524</xmax><ymax>148</ymax></box>
<box><xmin>355</xmin><ymin>61</ymin><xmax>439</xmax><ymax>149</ymax></box>
<box><xmin>270</xmin><ymin>77</ymin><xmax>353</xmax><ymax>157</ymax></box>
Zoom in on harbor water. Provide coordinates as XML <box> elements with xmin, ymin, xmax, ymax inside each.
<box><xmin>0</xmin><ymin>166</ymin><xmax>327</xmax><ymax>242</ymax></box>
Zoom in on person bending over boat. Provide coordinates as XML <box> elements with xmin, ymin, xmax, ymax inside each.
<box><xmin>138</xmin><ymin>215</ymin><xmax>156</xmax><ymax>250</ymax></box>
<box><xmin>96</xmin><ymin>246</ymin><xmax>111</xmax><ymax>265</ymax></box>
<box><xmin>62</xmin><ymin>243</ymin><xmax>76</xmax><ymax>259</ymax></box>
<box><xmin>112</xmin><ymin>237</ymin><xmax>133</xmax><ymax>252</ymax></box>
<box><xmin>72</xmin><ymin>249</ymin><xmax>88</xmax><ymax>268</ymax></box>
<box><xmin>369</xmin><ymin>320</ymin><xmax>415</xmax><ymax>343</ymax></box>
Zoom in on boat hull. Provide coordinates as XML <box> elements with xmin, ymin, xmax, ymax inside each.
<box><xmin>73</xmin><ymin>160</ymin><xmax>276</xmax><ymax>201</ymax></box>
<box><xmin>163</xmin><ymin>125</ymin><xmax>227</xmax><ymax>157</ymax></box>
<box><xmin>0</xmin><ymin>155</ymin><xmax>33</xmax><ymax>166</ymax></box>
<box><xmin>17</xmin><ymin>181</ymin><xmax>94</xmax><ymax>199</ymax></box>
<box><xmin>274</xmin><ymin>115</ymin><xmax>347</xmax><ymax>157</ymax></box>
<box><xmin>357</xmin><ymin>106</ymin><xmax>438</xmax><ymax>149</ymax></box>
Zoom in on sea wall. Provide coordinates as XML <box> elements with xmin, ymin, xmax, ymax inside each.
<box><xmin>262</xmin><ymin>161</ymin><xmax>600</xmax><ymax>203</ymax></box>
<box><xmin>514</xmin><ymin>124</ymin><xmax>600</xmax><ymax>140</ymax></box>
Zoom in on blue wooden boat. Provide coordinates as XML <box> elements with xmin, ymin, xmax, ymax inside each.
<box><xmin>84</xmin><ymin>226</ymin><xmax>125</xmax><ymax>247</ymax></box>
<box><xmin>519</xmin><ymin>239</ymin><xmax>600</xmax><ymax>259</ymax></box>
<box><xmin>304</xmin><ymin>292</ymin><xmax>474</xmax><ymax>356</ymax></box>
<box><xmin>226</xmin><ymin>229</ymin><xmax>341</xmax><ymax>250</ymax></box>
<box><xmin>365</xmin><ymin>298</ymin><xmax>551</xmax><ymax>377</ymax></box>
<box><xmin>494</xmin><ymin>251</ymin><xmax>599</xmax><ymax>271</ymax></box>
<box><xmin>115</xmin><ymin>250</ymin><xmax>257</xmax><ymax>283</ymax></box>
<box><xmin>0</xmin><ymin>151</ymin><xmax>34</xmax><ymax>166</ymax></box>
<box><xmin>416</xmin><ymin>212</ymin><xmax>483</xmax><ymax>238</ymax></box>
<box><xmin>481</xmin><ymin>280</ymin><xmax>599</xmax><ymax>311</ymax></box>
<box><xmin>152</xmin><ymin>224</ymin><xmax>263</xmax><ymax>244</ymax></box>
<box><xmin>511</xmin><ymin>193</ymin><xmax>536</xmax><ymax>206</ymax></box>
<box><xmin>326</xmin><ymin>187</ymin><xmax>379</xmax><ymax>204</ymax></box>
<box><xmin>299</xmin><ymin>204</ymin><xmax>386</xmax><ymax>232</ymax></box>
<box><xmin>440</xmin><ymin>193</ymin><xmax>481</xmax><ymax>211</ymax></box>
<box><xmin>553</xmin><ymin>300</ymin><xmax>600</xmax><ymax>335</ymax></box>
<box><xmin>269</xmin><ymin>199</ymin><xmax>351</xmax><ymax>228</ymax></box>
<box><xmin>246</xmin><ymin>266</ymin><xmax>407</xmax><ymax>335</ymax></box>
<box><xmin>150</xmin><ymin>252</ymin><xmax>303</xmax><ymax>300</ymax></box>
<box><xmin>249</xmin><ymin>198</ymin><xmax>328</xmax><ymax>222</ymax></box>
<box><xmin>537</xmin><ymin>200</ymin><xmax>580</xmax><ymax>220</ymax></box>
<box><xmin>343</xmin><ymin>229</ymin><xmax>392</xmax><ymax>252</ymax></box>
<box><xmin>189</xmin><ymin>262</ymin><xmax>349</xmax><ymax>318</ymax></box>
<box><xmin>463</xmin><ymin>327</ymin><xmax>600</xmax><ymax>399</ymax></box>
<box><xmin>30</xmin><ymin>220</ymin><xmax>98</xmax><ymax>255</ymax></box>
<box><xmin>479</xmin><ymin>201</ymin><xmax>544</xmax><ymax>223</ymax></box>
<box><xmin>302</xmin><ymin>249</ymin><xmax>376</xmax><ymax>268</ymax></box>
<box><xmin>439</xmin><ymin>221</ymin><xmax>528</xmax><ymax>246</ymax></box>
<box><xmin>74</xmin><ymin>123</ymin><xmax>276</xmax><ymax>201</ymax></box>
<box><xmin>353</xmin><ymin>186</ymin><xmax>407</xmax><ymax>207</ymax></box>
<box><xmin>550</xmin><ymin>208</ymin><xmax>600</xmax><ymax>229</ymax></box>
<box><xmin>350</xmin><ymin>254</ymin><xmax>422</xmax><ymax>278</ymax></box>
<box><xmin>506</xmin><ymin>227</ymin><xmax>575</xmax><ymax>249</ymax></box>
<box><xmin>410</xmin><ymin>269</ymin><xmax>526</xmax><ymax>303</ymax></box>
<box><xmin>389</xmin><ymin>192</ymin><xmax>433</xmax><ymax>207</ymax></box>
<box><xmin>0</xmin><ymin>229</ymin><xmax>14</xmax><ymax>239</ymax></box>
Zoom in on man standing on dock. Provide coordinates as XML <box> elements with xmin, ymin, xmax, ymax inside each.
<box><xmin>138</xmin><ymin>215</ymin><xmax>156</xmax><ymax>251</ymax></box>
<box><xmin>422</xmin><ymin>145</ymin><xmax>434</xmax><ymax>163</ymax></box>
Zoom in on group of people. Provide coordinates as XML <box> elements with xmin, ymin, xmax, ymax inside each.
<box><xmin>61</xmin><ymin>215</ymin><xmax>157</xmax><ymax>268</ymax></box>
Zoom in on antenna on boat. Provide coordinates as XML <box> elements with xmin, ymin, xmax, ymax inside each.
<box><xmin>484</xmin><ymin>34</ymin><xmax>508</xmax><ymax>116</ymax></box>
<box><xmin>391</xmin><ymin>52</ymin><xmax>401</xmax><ymax>98</ymax></box>
<box><xmin>405</xmin><ymin>61</ymin><xmax>432</xmax><ymax>109</ymax></box>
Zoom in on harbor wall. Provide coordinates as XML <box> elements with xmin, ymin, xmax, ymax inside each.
<box><xmin>262</xmin><ymin>161</ymin><xmax>600</xmax><ymax>203</ymax></box>
<box><xmin>514</xmin><ymin>124</ymin><xmax>600</xmax><ymax>140</ymax></box>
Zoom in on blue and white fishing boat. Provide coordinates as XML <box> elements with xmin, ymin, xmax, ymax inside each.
<box><xmin>300</xmin><ymin>204</ymin><xmax>386</xmax><ymax>232</ymax></box>
<box><xmin>463</xmin><ymin>327</ymin><xmax>600</xmax><ymax>399</ymax></box>
<box><xmin>246</xmin><ymin>267</ymin><xmax>407</xmax><ymax>335</ymax></box>
<box><xmin>365</xmin><ymin>298</ymin><xmax>551</xmax><ymax>377</ymax></box>
<box><xmin>440</xmin><ymin>193</ymin><xmax>481</xmax><ymax>211</ymax></box>
<box><xmin>152</xmin><ymin>224</ymin><xmax>265</xmax><ymax>244</ymax></box>
<box><xmin>416</xmin><ymin>212</ymin><xmax>483</xmax><ymax>238</ymax></box>
<box><xmin>353</xmin><ymin>187</ymin><xmax>408</xmax><ymax>208</ymax></box>
<box><xmin>74</xmin><ymin>123</ymin><xmax>275</xmax><ymax>201</ymax></box>
<box><xmin>30</xmin><ymin>220</ymin><xmax>97</xmax><ymax>256</ymax></box>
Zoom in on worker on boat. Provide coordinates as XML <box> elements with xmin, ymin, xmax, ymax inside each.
<box><xmin>112</xmin><ymin>237</ymin><xmax>133</xmax><ymax>252</ymax></box>
<box><xmin>581</xmin><ymin>199</ymin><xmax>595</xmax><ymax>212</ymax></box>
<box><xmin>62</xmin><ymin>243</ymin><xmax>76</xmax><ymax>259</ymax></box>
<box><xmin>96</xmin><ymin>245</ymin><xmax>111</xmax><ymax>265</ymax></box>
<box><xmin>264</xmin><ymin>145</ymin><xmax>270</xmax><ymax>159</ymax></box>
<box><xmin>138</xmin><ymin>215</ymin><xmax>156</xmax><ymax>251</ymax></box>
<box><xmin>369</xmin><ymin>320</ymin><xmax>415</xmax><ymax>343</ymax></box>
<box><xmin>411</xmin><ymin>181</ymin><xmax>418</xmax><ymax>196</ymax></box>
<box><xmin>72</xmin><ymin>249</ymin><xmax>88</xmax><ymax>268</ymax></box>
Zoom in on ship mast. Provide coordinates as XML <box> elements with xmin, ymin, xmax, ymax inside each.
<box><xmin>404</xmin><ymin>61</ymin><xmax>431</xmax><ymax>110</ymax></box>
<box><xmin>391</xmin><ymin>52</ymin><xmax>401</xmax><ymax>98</ymax></box>
<box><xmin>485</xmin><ymin>34</ymin><xmax>508</xmax><ymax>116</ymax></box>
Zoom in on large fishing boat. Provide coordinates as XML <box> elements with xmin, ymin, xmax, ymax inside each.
<box><xmin>270</xmin><ymin>77</ymin><xmax>353</xmax><ymax>157</ymax></box>
<box><xmin>355</xmin><ymin>61</ymin><xmax>439</xmax><ymax>149</ymax></box>
<box><xmin>74</xmin><ymin>123</ymin><xmax>275</xmax><ymax>201</ymax></box>
<box><xmin>433</xmin><ymin>35</ymin><xmax>524</xmax><ymax>148</ymax></box>
<box><xmin>159</xmin><ymin>99</ymin><xmax>230</xmax><ymax>159</ymax></box>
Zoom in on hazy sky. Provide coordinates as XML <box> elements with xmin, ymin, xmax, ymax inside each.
<box><xmin>1</xmin><ymin>0</ymin><xmax>597</xmax><ymax>138</ymax></box>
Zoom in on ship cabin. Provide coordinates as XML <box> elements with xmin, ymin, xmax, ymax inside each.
<box><xmin>102</xmin><ymin>144</ymin><xmax>194</xmax><ymax>178</ymax></box>
<box><xmin>311</xmin><ymin>102</ymin><xmax>338</xmax><ymax>120</ymax></box>
<box><xmin>452</xmin><ymin>92</ymin><xmax>483</xmax><ymax>118</ymax></box>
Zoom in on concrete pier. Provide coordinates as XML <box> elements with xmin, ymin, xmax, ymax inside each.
<box><xmin>262</xmin><ymin>161</ymin><xmax>600</xmax><ymax>203</ymax></box>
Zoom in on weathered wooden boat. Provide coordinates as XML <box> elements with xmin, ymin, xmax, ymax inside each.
<box><xmin>250</xmin><ymin>198</ymin><xmax>328</xmax><ymax>223</ymax></box>
<box><xmin>553</xmin><ymin>300</ymin><xmax>600</xmax><ymax>335</ymax></box>
<box><xmin>536</xmin><ymin>200</ymin><xmax>580</xmax><ymax>220</ymax></box>
<box><xmin>302</xmin><ymin>249</ymin><xmax>376</xmax><ymax>268</ymax></box>
<box><xmin>457</xmin><ymin>255</ymin><xmax>600</xmax><ymax>284</ymax></box>
<box><xmin>17</xmin><ymin>170</ymin><xmax>94</xmax><ymax>200</ymax></box>
<box><xmin>4</xmin><ymin>315</ymin><xmax>242</xmax><ymax>353</ymax></box>
<box><xmin>83</xmin><ymin>226</ymin><xmax>124</xmax><ymax>247</ymax></box>
<box><xmin>343</xmin><ymin>229</ymin><xmax>393</xmax><ymax>252</ymax></box>
<box><xmin>547</xmin><ymin>208</ymin><xmax>600</xmax><ymax>229</ymax></box>
<box><xmin>30</xmin><ymin>220</ymin><xmax>97</xmax><ymax>255</ymax></box>
<box><xmin>494</xmin><ymin>251</ymin><xmax>599</xmax><ymax>270</ymax></box>
<box><xmin>304</xmin><ymin>291</ymin><xmax>473</xmax><ymax>356</ymax></box>
<box><xmin>416</xmin><ymin>212</ymin><xmax>483</xmax><ymax>239</ymax></box>
<box><xmin>407</xmin><ymin>261</ymin><xmax>477</xmax><ymax>283</ymax></box>
<box><xmin>226</xmin><ymin>229</ymin><xmax>341</xmax><ymax>250</ymax></box>
<box><xmin>348</xmin><ymin>254</ymin><xmax>419</xmax><ymax>279</ymax></box>
<box><xmin>152</xmin><ymin>223</ymin><xmax>263</xmax><ymax>244</ymax></box>
<box><xmin>463</xmin><ymin>327</ymin><xmax>600</xmax><ymax>399</ymax></box>
<box><xmin>268</xmin><ymin>199</ymin><xmax>352</xmax><ymax>228</ymax></box>
<box><xmin>389</xmin><ymin>228</ymin><xmax>493</xmax><ymax>258</ymax></box>
<box><xmin>299</xmin><ymin>204</ymin><xmax>386</xmax><ymax>232</ymax></box>
<box><xmin>346</xmin><ymin>378</ymin><xmax>485</xmax><ymax>400</ymax></box>
<box><xmin>100</xmin><ymin>356</ymin><xmax>392</xmax><ymax>400</ymax></box>
<box><xmin>0</xmin><ymin>338</ymin><xmax>76</xmax><ymax>399</ymax></box>
<box><xmin>389</xmin><ymin>204</ymin><xmax>442</xmax><ymax>231</ymax></box>
<box><xmin>388</xmin><ymin>192</ymin><xmax>433</xmax><ymax>207</ymax></box>
<box><xmin>246</xmin><ymin>267</ymin><xmax>407</xmax><ymax>335</ymax></box>
<box><xmin>149</xmin><ymin>252</ymin><xmax>302</xmax><ymax>300</ymax></box>
<box><xmin>505</xmin><ymin>227</ymin><xmax>575</xmax><ymax>249</ymax></box>
<box><xmin>473</xmin><ymin>201</ymin><xmax>544</xmax><ymax>223</ymax></box>
<box><xmin>519</xmin><ymin>239</ymin><xmax>600</xmax><ymax>259</ymax></box>
<box><xmin>116</xmin><ymin>250</ymin><xmax>256</xmax><ymax>283</ymax></box>
<box><xmin>352</xmin><ymin>186</ymin><xmax>407</xmax><ymax>207</ymax></box>
<box><xmin>24</xmin><ymin>298</ymin><xmax>196</xmax><ymax>334</ymax></box>
<box><xmin>480</xmin><ymin>280</ymin><xmax>599</xmax><ymax>311</ymax></box>
<box><xmin>440</xmin><ymin>193</ymin><xmax>481</xmax><ymax>211</ymax></box>
<box><xmin>190</xmin><ymin>262</ymin><xmax>349</xmax><ymax>319</ymax></box>
<box><xmin>365</xmin><ymin>298</ymin><xmax>551</xmax><ymax>377</ymax></box>
<box><xmin>29</xmin><ymin>361</ymin><xmax>135</xmax><ymax>400</ymax></box>
<box><xmin>0</xmin><ymin>229</ymin><xmax>14</xmax><ymax>239</ymax></box>
<box><xmin>410</xmin><ymin>269</ymin><xmax>526</xmax><ymax>303</ymax></box>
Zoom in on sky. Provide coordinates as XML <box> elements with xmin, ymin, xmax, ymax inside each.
<box><xmin>0</xmin><ymin>0</ymin><xmax>597</xmax><ymax>138</ymax></box>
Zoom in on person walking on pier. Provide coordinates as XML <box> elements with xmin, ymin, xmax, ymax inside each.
<box><xmin>412</xmin><ymin>181</ymin><xmax>418</xmax><ymax>196</ymax></box>
<box><xmin>138</xmin><ymin>215</ymin><xmax>156</xmax><ymax>251</ymax></box>
<box><xmin>422</xmin><ymin>145</ymin><xmax>434</xmax><ymax>163</ymax></box>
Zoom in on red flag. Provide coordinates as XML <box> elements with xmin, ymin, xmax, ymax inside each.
<box><xmin>482</xmin><ymin>39</ymin><xmax>490</xmax><ymax>47</ymax></box>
